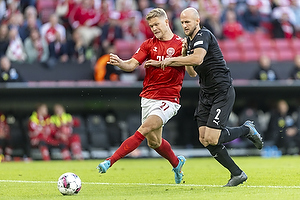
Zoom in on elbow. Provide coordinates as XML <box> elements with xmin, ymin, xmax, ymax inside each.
<box><xmin>188</xmin><ymin>72</ymin><xmax>197</xmax><ymax>77</ymax></box>
<box><xmin>195</xmin><ymin>59</ymin><xmax>203</xmax><ymax>66</ymax></box>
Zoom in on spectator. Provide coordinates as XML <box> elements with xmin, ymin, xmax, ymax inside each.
<box><xmin>18</xmin><ymin>14</ymin><xmax>39</xmax><ymax>42</ymax></box>
<box><xmin>51</xmin><ymin>104</ymin><xmax>83</xmax><ymax>160</ymax></box>
<box><xmin>0</xmin><ymin>56</ymin><xmax>23</xmax><ymax>82</ymax></box>
<box><xmin>55</xmin><ymin>0</ymin><xmax>81</xmax><ymax>34</ymax></box>
<box><xmin>20</xmin><ymin>0</ymin><xmax>37</xmax><ymax>13</ymax></box>
<box><xmin>139</xmin><ymin>8</ymin><xmax>155</xmax><ymax>39</ymax></box>
<box><xmin>242</xmin><ymin>0</ymin><xmax>262</xmax><ymax>32</ymax></box>
<box><xmin>0</xmin><ymin>112</ymin><xmax>12</xmax><ymax>162</ymax></box>
<box><xmin>122</xmin><ymin>10</ymin><xmax>144</xmax><ymax>41</ymax></box>
<box><xmin>97</xmin><ymin>0</ymin><xmax>111</xmax><ymax>27</ymax></box>
<box><xmin>289</xmin><ymin>54</ymin><xmax>300</xmax><ymax>80</ymax></box>
<box><xmin>222</xmin><ymin>9</ymin><xmax>244</xmax><ymax>39</ymax></box>
<box><xmin>23</xmin><ymin>6</ymin><xmax>42</xmax><ymax>29</ymax></box>
<box><xmin>265</xmin><ymin>99</ymin><xmax>300</xmax><ymax>155</ymax></box>
<box><xmin>0</xmin><ymin>0</ymin><xmax>6</xmax><ymax>22</ymax></box>
<box><xmin>3</xmin><ymin>0</ymin><xmax>21</xmax><ymax>24</ymax></box>
<box><xmin>290</xmin><ymin>0</ymin><xmax>300</xmax><ymax>36</ymax></box>
<box><xmin>6</xmin><ymin>27</ymin><xmax>27</xmax><ymax>63</ymax></box>
<box><xmin>28</xmin><ymin>103</ymin><xmax>71</xmax><ymax>161</ymax></box>
<box><xmin>68</xmin><ymin>0</ymin><xmax>102</xmax><ymax>47</ymax></box>
<box><xmin>18</xmin><ymin>6</ymin><xmax>42</xmax><ymax>41</ymax></box>
<box><xmin>94</xmin><ymin>45</ymin><xmax>122</xmax><ymax>81</ymax></box>
<box><xmin>7</xmin><ymin>12</ymin><xmax>24</xmax><ymax>30</ymax></box>
<box><xmin>0</xmin><ymin>23</ymin><xmax>9</xmax><ymax>57</ymax></box>
<box><xmin>66</xmin><ymin>28</ymin><xmax>85</xmax><ymax>64</ymax></box>
<box><xmin>24</xmin><ymin>28</ymin><xmax>49</xmax><ymax>64</ymax></box>
<box><xmin>253</xmin><ymin>54</ymin><xmax>278</xmax><ymax>80</ymax></box>
<box><xmin>40</xmin><ymin>14</ymin><xmax>68</xmax><ymax>65</ymax></box>
<box><xmin>272</xmin><ymin>7</ymin><xmax>296</xmax><ymax>39</ymax></box>
<box><xmin>220</xmin><ymin>0</ymin><xmax>243</xmax><ymax>24</ymax></box>
<box><xmin>100</xmin><ymin>11</ymin><xmax>123</xmax><ymax>54</ymax></box>
<box><xmin>203</xmin><ymin>10</ymin><xmax>223</xmax><ymax>39</ymax></box>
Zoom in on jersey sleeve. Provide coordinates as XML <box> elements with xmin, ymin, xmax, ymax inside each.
<box><xmin>132</xmin><ymin>40</ymin><xmax>150</xmax><ymax>64</ymax></box>
<box><xmin>192</xmin><ymin>31</ymin><xmax>210</xmax><ymax>51</ymax></box>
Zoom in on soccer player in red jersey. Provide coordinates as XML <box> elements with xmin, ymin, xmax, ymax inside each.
<box><xmin>97</xmin><ymin>8</ymin><xmax>186</xmax><ymax>184</ymax></box>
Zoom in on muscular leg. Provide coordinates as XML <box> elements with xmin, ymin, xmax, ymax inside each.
<box><xmin>146</xmin><ymin>126</ymin><xmax>179</xmax><ymax>168</ymax></box>
<box><xmin>200</xmin><ymin>126</ymin><xmax>242</xmax><ymax>176</ymax></box>
<box><xmin>107</xmin><ymin>115</ymin><xmax>161</xmax><ymax>166</ymax></box>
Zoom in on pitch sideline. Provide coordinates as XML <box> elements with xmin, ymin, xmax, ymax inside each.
<box><xmin>0</xmin><ymin>179</ymin><xmax>299</xmax><ymax>189</ymax></box>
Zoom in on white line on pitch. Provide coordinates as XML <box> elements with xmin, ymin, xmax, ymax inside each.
<box><xmin>0</xmin><ymin>180</ymin><xmax>299</xmax><ymax>189</ymax></box>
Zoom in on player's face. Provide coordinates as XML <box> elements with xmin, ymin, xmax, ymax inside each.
<box><xmin>147</xmin><ymin>17</ymin><xmax>168</xmax><ymax>40</ymax></box>
<box><xmin>180</xmin><ymin>13</ymin><xmax>199</xmax><ymax>37</ymax></box>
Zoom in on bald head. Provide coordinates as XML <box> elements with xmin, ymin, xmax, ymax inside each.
<box><xmin>180</xmin><ymin>7</ymin><xmax>200</xmax><ymax>38</ymax></box>
<box><xmin>181</xmin><ymin>7</ymin><xmax>200</xmax><ymax>20</ymax></box>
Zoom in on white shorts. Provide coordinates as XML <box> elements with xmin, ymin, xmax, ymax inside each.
<box><xmin>141</xmin><ymin>97</ymin><xmax>181</xmax><ymax>125</ymax></box>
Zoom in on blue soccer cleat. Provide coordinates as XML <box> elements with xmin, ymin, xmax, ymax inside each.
<box><xmin>97</xmin><ymin>160</ymin><xmax>111</xmax><ymax>173</ymax></box>
<box><xmin>172</xmin><ymin>155</ymin><xmax>186</xmax><ymax>184</ymax></box>
<box><xmin>243</xmin><ymin>120</ymin><xmax>263</xmax><ymax>150</ymax></box>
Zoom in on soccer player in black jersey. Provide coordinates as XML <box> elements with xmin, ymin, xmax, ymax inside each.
<box><xmin>145</xmin><ymin>7</ymin><xmax>263</xmax><ymax>187</ymax></box>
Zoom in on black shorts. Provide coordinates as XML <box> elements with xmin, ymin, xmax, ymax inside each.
<box><xmin>194</xmin><ymin>86</ymin><xmax>235</xmax><ymax>129</ymax></box>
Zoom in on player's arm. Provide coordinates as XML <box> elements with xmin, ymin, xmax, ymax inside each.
<box><xmin>162</xmin><ymin>48</ymin><xmax>206</xmax><ymax>67</ymax></box>
<box><xmin>185</xmin><ymin>66</ymin><xmax>197</xmax><ymax>77</ymax></box>
<box><xmin>107</xmin><ymin>53</ymin><xmax>140</xmax><ymax>72</ymax></box>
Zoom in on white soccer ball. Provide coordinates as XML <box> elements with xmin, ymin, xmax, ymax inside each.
<box><xmin>57</xmin><ymin>172</ymin><xmax>82</xmax><ymax>195</ymax></box>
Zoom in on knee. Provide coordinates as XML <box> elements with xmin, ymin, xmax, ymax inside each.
<box><xmin>199</xmin><ymin>135</ymin><xmax>218</xmax><ymax>146</ymax></box>
<box><xmin>147</xmin><ymin>139</ymin><xmax>160</xmax><ymax>149</ymax></box>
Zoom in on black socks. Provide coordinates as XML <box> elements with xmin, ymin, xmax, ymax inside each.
<box><xmin>217</xmin><ymin>125</ymin><xmax>249</xmax><ymax>145</ymax></box>
<box><xmin>206</xmin><ymin>144</ymin><xmax>242</xmax><ymax>176</ymax></box>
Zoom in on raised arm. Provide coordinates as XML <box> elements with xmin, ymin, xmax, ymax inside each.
<box><xmin>108</xmin><ymin>53</ymin><xmax>140</xmax><ymax>72</ymax></box>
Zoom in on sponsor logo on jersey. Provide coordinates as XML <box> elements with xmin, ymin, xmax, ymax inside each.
<box><xmin>166</xmin><ymin>47</ymin><xmax>175</xmax><ymax>58</ymax></box>
<box><xmin>194</xmin><ymin>41</ymin><xmax>203</xmax><ymax>47</ymax></box>
<box><xmin>153</xmin><ymin>46</ymin><xmax>158</xmax><ymax>52</ymax></box>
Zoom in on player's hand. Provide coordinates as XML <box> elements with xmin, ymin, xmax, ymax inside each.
<box><xmin>160</xmin><ymin>59</ymin><xmax>172</xmax><ymax>70</ymax></box>
<box><xmin>144</xmin><ymin>59</ymin><xmax>161</xmax><ymax>68</ymax></box>
<box><xmin>107</xmin><ymin>53</ymin><xmax>122</xmax><ymax>66</ymax></box>
<box><xmin>182</xmin><ymin>38</ymin><xmax>188</xmax><ymax>56</ymax></box>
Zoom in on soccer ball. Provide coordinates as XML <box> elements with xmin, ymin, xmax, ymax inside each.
<box><xmin>57</xmin><ymin>172</ymin><xmax>82</xmax><ymax>195</ymax></box>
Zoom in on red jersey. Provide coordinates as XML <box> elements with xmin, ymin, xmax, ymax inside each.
<box><xmin>133</xmin><ymin>34</ymin><xmax>185</xmax><ymax>104</ymax></box>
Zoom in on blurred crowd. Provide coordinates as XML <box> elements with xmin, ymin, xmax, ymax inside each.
<box><xmin>0</xmin><ymin>103</ymin><xmax>84</xmax><ymax>161</ymax></box>
<box><xmin>2</xmin><ymin>98</ymin><xmax>300</xmax><ymax>161</ymax></box>
<box><xmin>0</xmin><ymin>0</ymin><xmax>299</xmax><ymax>82</ymax></box>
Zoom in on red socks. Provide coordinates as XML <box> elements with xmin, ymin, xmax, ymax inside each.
<box><xmin>108</xmin><ymin>131</ymin><xmax>145</xmax><ymax>166</ymax></box>
<box><xmin>154</xmin><ymin>139</ymin><xmax>179</xmax><ymax>168</ymax></box>
<box><xmin>108</xmin><ymin>132</ymin><xmax>178</xmax><ymax>168</ymax></box>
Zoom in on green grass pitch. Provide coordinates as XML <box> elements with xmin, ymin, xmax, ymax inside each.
<box><xmin>1</xmin><ymin>156</ymin><xmax>300</xmax><ymax>200</ymax></box>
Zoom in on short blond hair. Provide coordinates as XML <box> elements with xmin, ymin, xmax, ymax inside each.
<box><xmin>146</xmin><ymin>8</ymin><xmax>168</xmax><ymax>21</ymax></box>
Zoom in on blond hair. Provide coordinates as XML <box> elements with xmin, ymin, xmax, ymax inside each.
<box><xmin>146</xmin><ymin>8</ymin><xmax>168</xmax><ymax>21</ymax></box>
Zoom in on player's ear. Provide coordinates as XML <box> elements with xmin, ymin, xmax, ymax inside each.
<box><xmin>165</xmin><ymin>18</ymin><xmax>169</xmax><ymax>25</ymax></box>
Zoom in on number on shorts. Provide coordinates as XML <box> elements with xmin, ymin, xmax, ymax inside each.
<box><xmin>160</xmin><ymin>102</ymin><xmax>169</xmax><ymax>111</ymax></box>
<box><xmin>214</xmin><ymin>108</ymin><xmax>221</xmax><ymax>120</ymax></box>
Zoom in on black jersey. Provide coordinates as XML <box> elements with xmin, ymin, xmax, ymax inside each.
<box><xmin>187</xmin><ymin>27</ymin><xmax>232</xmax><ymax>94</ymax></box>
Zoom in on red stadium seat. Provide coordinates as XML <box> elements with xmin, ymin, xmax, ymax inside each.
<box><xmin>260</xmin><ymin>49</ymin><xmax>278</xmax><ymax>61</ymax></box>
<box><xmin>273</xmin><ymin>39</ymin><xmax>291</xmax><ymax>50</ymax></box>
<box><xmin>256</xmin><ymin>38</ymin><xmax>273</xmax><ymax>51</ymax></box>
<box><xmin>242</xmin><ymin>50</ymin><xmax>260</xmax><ymax>62</ymax></box>
<box><xmin>291</xmin><ymin>39</ymin><xmax>300</xmax><ymax>55</ymax></box>
<box><xmin>277</xmin><ymin>49</ymin><xmax>295</xmax><ymax>61</ymax></box>
<box><xmin>219</xmin><ymin>39</ymin><xmax>239</xmax><ymax>52</ymax></box>
<box><xmin>223</xmin><ymin>50</ymin><xmax>242</xmax><ymax>62</ymax></box>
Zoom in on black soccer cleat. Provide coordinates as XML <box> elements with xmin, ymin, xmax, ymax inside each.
<box><xmin>223</xmin><ymin>171</ymin><xmax>248</xmax><ymax>187</ymax></box>
<box><xmin>243</xmin><ymin>120</ymin><xmax>263</xmax><ymax>150</ymax></box>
